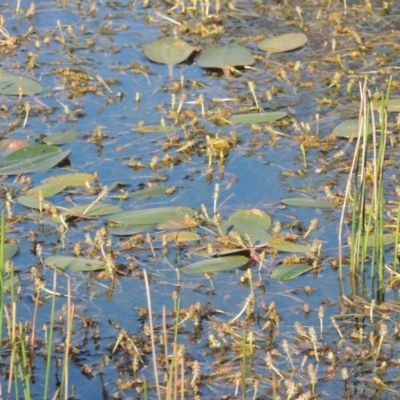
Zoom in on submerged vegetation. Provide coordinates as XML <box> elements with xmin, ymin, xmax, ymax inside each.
<box><xmin>1</xmin><ymin>0</ymin><xmax>400</xmax><ymax>399</ymax></box>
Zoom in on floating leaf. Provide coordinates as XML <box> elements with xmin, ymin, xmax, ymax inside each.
<box><xmin>228</xmin><ymin>112</ymin><xmax>287</xmax><ymax>125</ymax></box>
<box><xmin>108</xmin><ymin>224</ymin><xmax>155</xmax><ymax>236</ymax></box>
<box><xmin>258</xmin><ymin>33</ymin><xmax>307</xmax><ymax>53</ymax></box>
<box><xmin>109</xmin><ymin>206</ymin><xmax>196</xmax><ymax>226</ymax></box>
<box><xmin>18</xmin><ymin>195</ymin><xmax>53</xmax><ymax>210</ymax></box>
<box><xmin>0</xmin><ymin>145</ymin><xmax>70</xmax><ymax>175</ymax></box>
<box><xmin>70</xmin><ymin>203</ymin><xmax>122</xmax><ymax>216</ymax></box>
<box><xmin>270</xmin><ymin>264</ymin><xmax>313</xmax><ymax>280</ymax></box>
<box><xmin>156</xmin><ymin>231</ymin><xmax>200</xmax><ymax>242</ymax></box>
<box><xmin>221</xmin><ymin>209</ymin><xmax>272</xmax><ymax>246</ymax></box>
<box><xmin>333</xmin><ymin>119</ymin><xmax>370</xmax><ymax>138</ymax></box>
<box><xmin>365</xmin><ymin>233</ymin><xmax>396</xmax><ymax>247</ymax></box>
<box><xmin>4</xmin><ymin>274</ymin><xmax>19</xmax><ymax>291</ymax></box>
<box><xmin>132</xmin><ymin>125</ymin><xmax>177</xmax><ymax>133</ymax></box>
<box><xmin>0</xmin><ymin>139</ymin><xmax>29</xmax><ymax>154</ymax></box>
<box><xmin>130</xmin><ymin>186</ymin><xmax>168</xmax><ymax>199</ymax></box>
<box><xmin>267</xmin><ymin>238</ymin><xmax>310</xmax><ymax>253</ymax></box>
<box><xmin>281</xmin><ymin>197</ymin><xmax>335</xmax><ymax>209</ymax></box>
<box><xmin>43</xmin><ymin>128</ymin><xmax>79</xmax><ymax>145</ymax></box>
<box><xmin>5</xmin><ymin>243</ymin><xmax>18</xmax><ymax>260</ymax></box>
<box><xmin>143</xmin><ymin>37</ymin><xmax>193</xmax><ymax>65</ymax></box>
<box><xmin>156</xmin><ymin>217</ymin><xmax>198</xmax><ymax>230</ymax></box>
<box><xmin>0</xmin><ymin>69</ymin><xmax>43</xmax><ymax>95</ymax></box>
<box><xmin>181</xmin><ymin>255</ymin><xmax>249</xmax><ymax>274</ymax></box>
<box><xmin>26</xmin><ymin>183</ymin><xmax>67</xmax><ymax>197</ymax></box>
<box><xmin>44</xmin><ymin>256</ymin><xmax>107</xmax><ymax>271</ymax></box>
<box><xmin>385</xmin><ymin>99</ymin><xmax>400</xmax><ymax>112</ymax></box>
<box><xmin>197</xmin><ymin>44</ymin><xmax>254</xmax><ymax>70</ymax></box>
<box><xmin>45</xmin><ymin>173</ymin><xmax>96</xmax><ymax>186</ymax></box>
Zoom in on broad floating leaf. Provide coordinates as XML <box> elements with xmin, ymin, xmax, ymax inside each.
<box><xmin>26</xmin><ymin>183</ymin><xmax>67</xmax><ymax>197</ymax></box>
<box><xmin>5</xmin><ymin>243</ymin><xmax>18</xmax><ymax>260</ymax></box>
<box><xmin>108</xmin><ymin>224</ymin><xmax>155</xmax><ymax>236</ymax></box>
<box><xmin>156</xmin><ymin>217</ymin><xmax>198</xmax><ymax>230</ymax></box>
<box><xmin>70</xmin><ymin>203</ymin><xmax>122</xmax><ymax>216</ymax></box>
<box><xmin>45</xmin><ymin>173</ymin><xmax>96</xmax><ymax>186</ymax></box>
<box><xmin>365</xmin><ymin>233</ymin><xmax>396</xmax><ymax>247</ymax></box>
<box><xmin>267</xmin><ymin>238</ymin><xmax>310</xmax><ymax>253</ymax></box>
<box><xmin>0</xmin><ymin>145</ymin><xmax>70</xmax><ymax>175</ymax></box>
<box><xmin>281</xmin><ymin>197</ymin><xmax>335</xmax><ymax>209</ymax></box>
<box><xmin>333</xmin><ymin>119</ymin><xmax>370</xmax><ymax>138</ymax></box>
<box><xmin>130</xmin><ymin>186</ymin><xmax>169</xmax><ymax>199</ymax></box>
<box><xmin>181</xmin><ymin>255</ymin><xmax>249</xmax><ymax>274</ymax></box>
<box><xmin>258</xmin><ymin>33</ymin><xmax>307</xmax><ymax>53</ymax></box>
<box><xmin>270</xmin><ymin>264</ymin><xmax>313</xmax><ymax>280</ymax></box>
<box><xmin>221</xmin><ymin>209</ymin><xmax>272</xmax><ymax>246</ymax></box>
<box><xmin>385</xmin><ymin>99</ymin><xmax>400</xmax><ymax>112</ymax></box>
<box><xmin>197</xmin><ymin>44</ymin><xmax>254</xmax><ymax>70</ymax></box>
<box><xmin>0</xmin><ymin>69</ymin><xmax>43</xmax><ymax>95</ymax></box>
<box><xmin>109</xmin><ymin>206</ymin><xmax>196</xmax><ymax>226</ymax></box>
<box><xmin>17</xmin><ymin>195</ymin><xmax>53</xmax><ymax>210</ymax></box>
<box><xmin>44</xmin><ymin>256</ymin><xmax>107</xmax><ymax>271</ymax></box>
<box><xmin>143</xmin><ymin>37</ymin><xmax>193</xmax><ymax>65</ymax></box>
<box><xmin>228</xmin><ymin>111</ymin><xmax>287</xmax><ymax>125</ymax></box>
<box><xmin>43</xmin><ymin>128</ymin><xmax>79</xmax><ymax>145</ymax></box>
<box><xmin>132</xmin><ymin>125</ymin><xmax>177</xmax><ymax>133</ymax></box>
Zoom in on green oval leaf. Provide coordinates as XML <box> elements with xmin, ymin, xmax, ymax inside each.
<box><xmin>156</xmin><ymin>231</ymin><xmax>201</xmax><ymax>242</ymax></box>
<box><xmin>333</xmin><ymin>119</ymin><xmax>370</xmax><ymax>138</ymax></box>
<box><xmin>267</xmin><ymin>238</ymin><xmax>310</xmax><ymax>253</ymax></box>
<box><xmin>197</xmin><ymin>44</ymin><xmax>254</xmax><ymax>69</ymax></box>
<box><xmin>281</xmin><ymin>197</ymin><xmax>335</xmax><ymax>209</ymax></box>
<box><xmin>70</xmin><ymin>203</ymin><xmax>122</xmax><ymax>216</ymax></box>
<box><xmin>0</xmin><ymin>139</ymin><xmax>29</xmax><ymax>154</ymax></box>
<box><xmin>0</xmin><ymin>69</ymin><xmax>43</xmax><ymax>95</ymax></box>
<box><xmin>270</xmin><ymin>264</ymin><xmax>313</xmax><ymax>280</ymax></box>
<box><xmin>228</xmin><ymin>111</ymin><xmax>287</xmax><ymax>125</ymax></box>
<box><xmin>221</xmin><ymin>209</ymin><xmax>272</xmax><ymax>246</ymax></box>
<box><xmin>365</xmin><ymin>233</ymin><xmax>396</xmax><ymax>247</ymax></box>
<box><xmin>5</xmin><ymin>243</ymin><xmax>18</xmax><ymax>260</ymax></box>
<box><xmin>44</xmin><ymin>173</ymin><xmax>96</xmax><ymax>186</ymax></box>
<box><xmin>258</xmin><ymin>33</ymin><xmax>307</xmax><ymax>53</ymax></box>
<box><xmin>44</xmin><ymin>256</ymin><xmax>107</xmax><ymax>271</ymax></box>
<box><xmin>143</xmin><ymin>37</ymin><xmax>193</xmax><ymax>65</ymax></box>
<box><xmin>43</xmin><ymin>128</ymin><xmax>79</xmax><ymax>145</ymax></box>
<box><xmin>26</xmin><ymin>183</ymin><xmax>67</xmax><ymax>197</ymax></box>
<box><xmin>17</xmin><ymin>195</ymin><xmax>53</xmax><ymax>210</ymax></box>
<box><xmin>0</xmin><ymin>145</ymin><xmax>70</xmax><ymax>175</ymax></box>
<box><xmin>109</xmin><ymin>206</ymin><xmax>196</xmax><ymax>226</ymax></box>
<box><xmin>181</xmin><ymin>255</ymin><xmax>249</xmax><ymax>274</ymax></box>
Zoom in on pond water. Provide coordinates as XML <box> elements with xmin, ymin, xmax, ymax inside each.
<box><xmin>1</xmin><ymin>0</ymin><xmax>400</xmax><ymax>399</ymax></box>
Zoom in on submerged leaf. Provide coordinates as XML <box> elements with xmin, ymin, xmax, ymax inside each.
<box><xmin>281</xmin><ymin>197</ymin><xmax>335</xmax><ymax>209</ymax></box>
<box><xmin>143</xmin><ymin>37</ymin><xmax>193</xmax><ymax>65</ymax></box>
<box><xmin>270</xmin><ymin>264</ymin><xmax>313</xmax><ymax>280</ymax></box>
<box><xmin>108</xmin><ymin>224</ymin><xmax>154</xmax><ymax>236</ymax></box>
<box><xmin>228</xmin><ymin>112</ymin><xmax>287</xmax><ymax>124</ymax></box>
<box><xmin>130</xmin><ymin>186</ymin><xmax>169</xmax><ymax>199</ymax></box>
<box><xmin>0</xmin><ymin>139</ymin><xmax>29</xmax><ymax>154</ymax></box>
<box><xmin>44</xmin><ymin>256</ymin><xmax>107</xmax><ymax>271</ymax></box>
<box><xmin>181</xmin><ymin>255</ymin><xmax>249</xmax><ymax>274</ymax></box>
<box><xmin>197</xmin><ymin>44</ymin><xmax>254</xmax><ymax>70</ymax></box>
<box><xmin>258</xmin><ymin>33</ymin><xmax>307</xmax><ymax>53</ymax></box>
<box><xmin>0</xmin><ymin>69</ymin><xmax>43</xmax><ymax>95</ymax></box>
